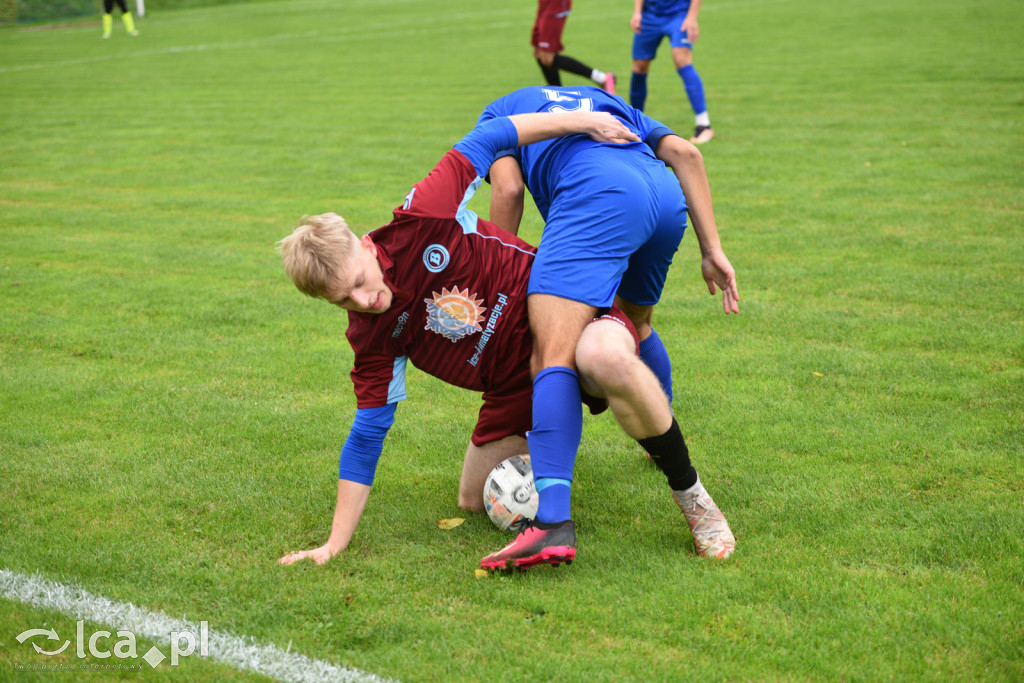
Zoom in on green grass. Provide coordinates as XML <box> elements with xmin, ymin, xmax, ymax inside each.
<box><xmin>1</xmin><ymin>0</ymin><xmax>1022</xmax><ymax>680</ymax></box>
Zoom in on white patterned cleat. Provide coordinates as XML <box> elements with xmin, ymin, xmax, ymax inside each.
<box><xmin>689</xmin><ymin>125</ymin><xmax>714</xmax><ymax>144</ymax></box>
<box><xmin>672</xmin><ymin>482</ymin><xmax>735</xmax><ymax>558</ymax></box>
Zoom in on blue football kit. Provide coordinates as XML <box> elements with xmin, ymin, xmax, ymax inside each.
<box><xmin>459</xmin><ymin>86</ymin><xmax>688</xmax><ymax>524</ymax></box>
<box><xmin>469</xmin><ymin>86</ymin><xmax>688</xmax><ymax>310</ymax></box>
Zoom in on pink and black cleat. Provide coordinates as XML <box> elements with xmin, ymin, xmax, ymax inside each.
<box><xmin>480</xmin><ymin>519</ymin><xmax>577</xmax><ymax>571</ymax></box>
<box><xmin>603</xmin><ymin>72</ymin><xmax>617</xmax><ymax>96</ymax></box>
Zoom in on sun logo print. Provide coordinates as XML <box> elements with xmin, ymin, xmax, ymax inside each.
<box><xmin>424</xmin><ymin>287</ymin><xmax>486</xmax><ymax>342</ymax></box>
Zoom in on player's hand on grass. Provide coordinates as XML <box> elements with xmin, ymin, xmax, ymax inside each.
<box><xmin>701</xmin><ymin>250</ymin><xmax>739</xmax><ymax>314</ymax></box>
<box><xmin>279</xmin><ymin>543</ymin><xmax>338</xmax><ymax>566</ymax></box>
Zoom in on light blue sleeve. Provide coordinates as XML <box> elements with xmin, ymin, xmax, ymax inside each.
<box><xmin>338</xmin><ymin>403</ymin><xmax>398</xmax><ymax>486</ymax></box>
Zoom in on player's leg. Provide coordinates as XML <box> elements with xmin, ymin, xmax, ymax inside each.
<box><xmin>552</xmin><ymin>54</ymin><xmax>615</xmax><ymax>92</ymax></box>
<box><xmin>670</xmin><ymin>22</ymin><xmax>711</xmax><ymax>143</ymax></box>
<box><xmin>526</xmin><ymin>293</ymin><xmax>595</xmax><ymax>525</ymax></box>
<box><xmin>102</xmin><ymin>0</ymin><xmax>114</xmax><ymax>37</ymax></box>
<box><xmin>458</xmin><ymin>435</ymin><xmax>529</xmax><ymax>512</ymax></box>
<box><xmin>459</xmin><ymin>383</ymin><xmax>533</xmax><ymax>511</ymax></box>
<box><xmin>614</xmin><ymin>297</ymin><xmax>673</xmax><ymax>403</ymax></box>
<box><xmin>532</xmin><ymin>0</ymin><xmax>568</xmax><ymax>85</ymax></box>
<box><xmin>534</xmin><ymin>48</ymin><xmax>561</xmax><ymax>86</ymax></box>
<box><xmin>630</xmin><ymin>17</ymin><xmax>663</xmax><ymax>111</ymax></box>
<box><xmin>577</xmin><ymin>317</ymin><xmax>671</xmax><ymax>439</ymax></box>
<box><xmin>480</xmin><ymin>295</ymin><xmax>591</xmax><ymax>571</ymax></box>
<box><xmin>577</xmin><ymin>314</ymin><xmax>735</xmax><ymax>559</ymax></box>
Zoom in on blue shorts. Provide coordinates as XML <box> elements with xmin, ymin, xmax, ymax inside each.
<box><xmin>632</xmin><ymin>12</ymin><xmax>693</xmax><ymax>60</ymax></box>
<box><xmin>527</xmin><ymin>147</ymin><xmax>687</xmax><ymax>308</ymax></box>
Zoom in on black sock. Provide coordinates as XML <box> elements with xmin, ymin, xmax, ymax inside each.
<box><xmin>552</xmin><ymin>54</ymin><xmax>593</xmax><ymax>79</ymax></box>
<box><xmin>637</xmin><ymin>418</ymin><xmax>698</xmax><ymax>491</ymax></box>
<box><xmin>537</xmin><ymin>59</ymin><xmax>561</xmax><ymax>86</ymax></box>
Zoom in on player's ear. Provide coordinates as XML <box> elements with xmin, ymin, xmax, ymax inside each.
<box><xmin>360</xmin><ymin>234</ymin><xmax>377</xmax><ymax>257</ymax></box>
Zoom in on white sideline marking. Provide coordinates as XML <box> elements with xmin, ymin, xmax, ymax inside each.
<box><xmin>0</xmin><ymin>569</ymin><xmax>393</xmax><ymax>683</ymax></box>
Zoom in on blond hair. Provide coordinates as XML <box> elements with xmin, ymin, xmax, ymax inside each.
<box><xmin>277</xmin><ymin>212</ymin><xmax>357</xmax><ymax>299</ymax></box>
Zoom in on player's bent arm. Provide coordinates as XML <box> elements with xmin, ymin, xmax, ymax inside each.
<box><xmin>654</xmin><ymin>134</ymin><xmax>740</xmax><ymax>313</ymax></box>
<box><xmin>508</xmin><ymin>111</ymin><xmax>640</xmax><ymax>147</ymax></box>
<box><xmin>456</xmin><ymin>113</ymin><xmax>640</xmax><ymax>179</ymax></box>
<box><xmin>653</xmin><ymin>134</ymin><xmax>721</xmax><ymax>256</ymax></box>
<box><xmin>488</xmin><ymin>156</ymin><xmax>526</xmax><ymax>235</ymax></box>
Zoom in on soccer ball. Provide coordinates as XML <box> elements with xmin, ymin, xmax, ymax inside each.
<box><xmin>483</xmin><ymin>455</ymin><xmax>538</xmax><ymax>532</ymax></box>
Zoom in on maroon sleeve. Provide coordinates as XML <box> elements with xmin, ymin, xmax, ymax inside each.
<box><xmin>393</xmin><ymin>149</ymin><xmax>481</xmax><ymax>221</ymax></box>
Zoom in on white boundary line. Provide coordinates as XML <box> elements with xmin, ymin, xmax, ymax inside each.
<box><xmin>0</xmin><ymin>569</ymin><xmax>393</xmax><ymax>683</ymax></box>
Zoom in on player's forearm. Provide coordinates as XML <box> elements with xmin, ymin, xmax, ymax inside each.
<box><xmin>686</xmin><ymin>0</ymin><xmax>703</xmax><ymax>19</ymax></box>
<box><xmin>655</xmin><ymin>135</ymin><xmax>723</xmax><ymax>256</ymax></box>
<box><xmin>325</xmin><ymin>479</ymin><xmax>373</xmax><ymax>554</ymax></box>
<box><xmin>507</xmin><ymin>111</ymin><xmax>637</xmax><ymax>147</ymax></box>
<box><xmin>488</xmin><ymin>156</ymin><xmax>526</xmax><ymax>235</ymax></box>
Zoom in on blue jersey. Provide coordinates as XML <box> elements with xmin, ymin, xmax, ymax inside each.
<box><xmin>475</xmin><ymin>86</ymin><xmax>674</xmax><ymax>219</ymax></box>
<box><xmin>641</xmin><ymin>0</ymin><xmax>690</xmax><ymax>17</ymax></box>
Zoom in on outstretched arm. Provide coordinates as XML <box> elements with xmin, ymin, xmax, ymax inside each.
<box><xmin>279</xmin><ymin>404</ymin><xmax>395</xmax><ymax>566</ymax></box>
<box><xmin>654</xmin><ymin>134</ymin><xmax>739</xmax><ymax>314</ymax></box>
<box><xmin>279</xmin><ymin>479</ymin><xmax>371</xmax><ymax>566</ymax></box>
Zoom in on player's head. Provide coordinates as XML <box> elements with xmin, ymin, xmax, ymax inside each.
<box><xmin>278</xmin><ymin>213</ymin><xmax>393</xmax><ymax>314</ymax></box>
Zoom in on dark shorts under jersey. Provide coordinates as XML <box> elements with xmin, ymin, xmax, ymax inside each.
<box><xmin>470</xmin><ymin>305</ymin><xmax>640</xmax><ymax>446</ymax></box>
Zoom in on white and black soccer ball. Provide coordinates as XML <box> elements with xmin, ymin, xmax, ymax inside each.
<box><xmin>483</xmin><ymin>454</ymin><xmax>538</xmax><ymax>532</ymax></box>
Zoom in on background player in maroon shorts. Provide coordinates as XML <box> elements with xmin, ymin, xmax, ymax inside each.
<box><xmin>276</xmin><ymin>111</ymin><xmax>733</xmax><ymax>567</ymax></box>
<box><xmin>533</xmin><ymin>0</ymin><xmax>617</xmax><ymax>94</ymax></box>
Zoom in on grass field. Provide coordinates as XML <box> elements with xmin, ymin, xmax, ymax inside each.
<box><xmin>1</xmin><ymin>0</ymin><xmax>1022</xmax><ymax>680</ymax></box>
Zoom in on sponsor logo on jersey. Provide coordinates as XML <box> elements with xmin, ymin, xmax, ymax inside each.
<box><xmin>424</xmin><ymin>287</ymin><xmax>486</xmax><ymax>342</ymax></box>
<box><xmin>468</xmin><ymin>293</ymin><xmax>508</xmax><ymax>367</ymax></box>
<box><xmin>391</xmin><ymin>311</ymin><xmax>409</xmax><ymax>339</ymax></box>
<box><xmin>422</xmin><ymin>244</ymin><xmax>450</xmax><ymax>273</ymax></box>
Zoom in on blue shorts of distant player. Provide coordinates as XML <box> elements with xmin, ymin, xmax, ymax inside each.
<box><xmin>632</xmin><ymin>11</ymin><xmax>693</xmax><ymax>60</ymax></box>
<box><xmin>527</xmin><ymin>146</ymin><xmax>687</xmax><ymax>308</ymax></box>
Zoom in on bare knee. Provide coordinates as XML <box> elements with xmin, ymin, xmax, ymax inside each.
<box><xmin>576</xmin><ymin>327</ymin><xmax>636</xmax><ymax>396</ymax></box>
<box><xmin>671</xmin><ymin>48</ymin><xmax>693</xmax><ymax>70</ymax></box>
<box><xmin>633</xmin><ymin>59</ymin><xmax>651</xmax><ymax>75</ymax></box>
<box><xmin>535</xmin><ymin>49</ymin><xmax>556</xmax><ymax>67</ymax></box>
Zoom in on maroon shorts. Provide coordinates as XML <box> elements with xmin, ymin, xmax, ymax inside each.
<box><xmin>470</xmin><ymin>305</ymin><xmax>639</xmax><ymax>446</ymax></box>
<box><xmin>531</xmin><ymin>0</ymin><xmax>571</xmax><ymax>52</ymax></box>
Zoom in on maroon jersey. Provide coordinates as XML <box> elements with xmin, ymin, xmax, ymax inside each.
<box><xmin>346</xmin><ymin>149</ymin><xmax>535</xmax><ymax>409</ymax></box>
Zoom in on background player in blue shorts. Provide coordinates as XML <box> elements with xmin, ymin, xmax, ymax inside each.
<box><xmin>275</xmin><ymin>108</ymin><xmax>734</xmax><ymax>566</ymax></box>
<box><xmin>475</xmin><ymin>85</ymin><xmax>738</xmax><ymax>569</ymax></box>
<box><xmin>630</xmin><ymin>0</ymin><xmax>714</xmax><ymax>144</ymax></box>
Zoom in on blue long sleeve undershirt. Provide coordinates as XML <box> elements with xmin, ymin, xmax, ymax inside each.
<box><xmin>338</xmin><ymin>403</ymin><xmax>397</xmax><ymax>486</ymax></box>
<box><xmin>453</xmin><ymin>117</ymin><xmax>520</xmax><ymax>178</ymax></box>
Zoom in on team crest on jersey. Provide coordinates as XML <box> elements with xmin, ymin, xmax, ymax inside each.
<box><xmin>422</xmin><ymin>244</ymin><xmax>450</xmax><ymax>273</ymax></box>
<box><xmin>424</xmin><ymin>287</ymin><xmax>486</xmax><ymax>342</ymax></box>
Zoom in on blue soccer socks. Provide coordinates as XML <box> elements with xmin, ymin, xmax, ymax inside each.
<box><xmin>638</xmin><ymin>329</ymin><xmax>673</xmax><ymax>404</ymax></box>
<box><xmin>678</xmin><ymin>65</ymin><xmax>707</xmax><ymax>119</ymax></box>
<box><xmin>528</xmin><ymin>366</ymin><xmax>582</xmax><ymax>523</ymax></box>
